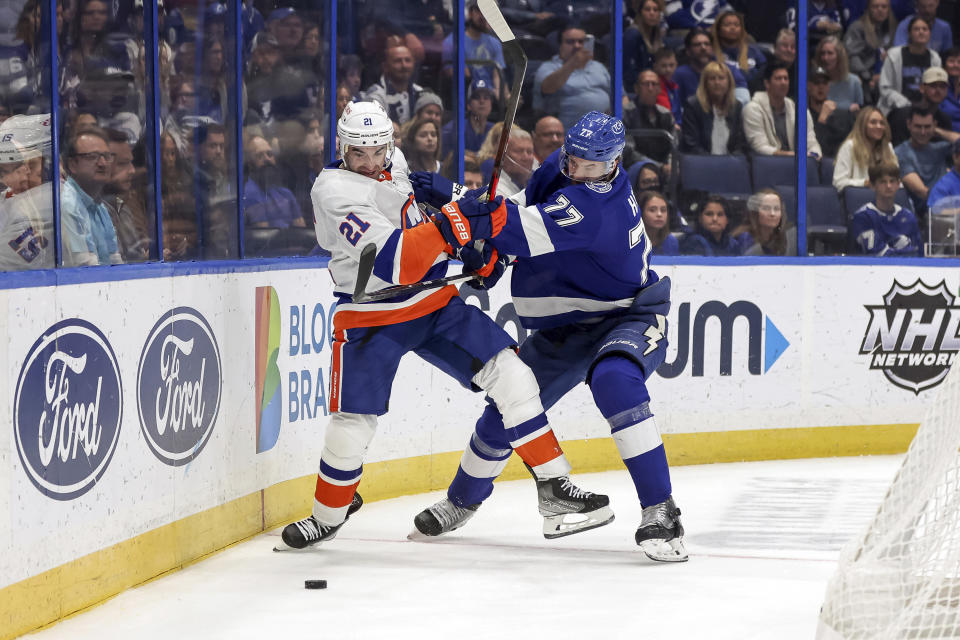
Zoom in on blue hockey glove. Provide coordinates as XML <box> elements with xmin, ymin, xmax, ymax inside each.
<box><xmin>410</xmin><ymin>171</ymin><xmax>455</xmax><ymax>209</ymax></box>
<box><xmin>433</xmin><ymin>196</ymin><xmax>507</xmax><ymax>248</ymax></box>
<box><xmin>458</xmin><ymin>243</ymin><xmax>509</xmax><ymax>290</ymax></box>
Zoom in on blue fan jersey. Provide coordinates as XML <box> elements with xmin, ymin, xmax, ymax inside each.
<box><xmin>492</xmin><ymin>149</ymin><xmax>658</xmax><ymax>329</ymax></box>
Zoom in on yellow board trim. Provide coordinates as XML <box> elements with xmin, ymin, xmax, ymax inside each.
<box><xmin>0</xmin><ymin>424</ymin><xmax>918</xmax><ymax>639</ymax></box>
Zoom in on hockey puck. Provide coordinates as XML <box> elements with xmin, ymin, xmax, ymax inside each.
<box><xmin>304</xmin><ymin>579</ymin><xmax>327</xmax><ymax>590</ymax></box>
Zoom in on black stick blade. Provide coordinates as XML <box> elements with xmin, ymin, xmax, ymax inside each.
<box><xmin>353</xmin><ymin>243</ymin><xmax>377</xmax><ymax>303</ymax></box>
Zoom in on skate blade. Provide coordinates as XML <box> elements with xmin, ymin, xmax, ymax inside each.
<box><xmin>406</xmin><ymin>528</ymin><xmax>436</xmax><ymax>541</ymax></box>
<box><xmin>543</xmin><ymin>506</ymin><xmax>615</xmax><ymax>539</ymax></box>
<box><xmin>639</xmin><ymin>537</ymin><xmax>688</xmax><ymax>562</ymax></box>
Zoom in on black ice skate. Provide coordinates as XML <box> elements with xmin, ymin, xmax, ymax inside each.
<box><xmin>635</xmin><ymin>496</ymin><xmax>688</xmax><ymax>562</ymax></box>
<box><xmin>534</xmin><ymin>472</ymin><xmax>615</xmax><ymax>539</ymax></box>
<box><xmin>409</xmin><ymin>498</ymin><xmax>479</xmax><ymax>539</ymax></box>
<box><xmin>273</xmin><ymin>492</ymin><xmax>363</xmax><ymax>551</ymax></box>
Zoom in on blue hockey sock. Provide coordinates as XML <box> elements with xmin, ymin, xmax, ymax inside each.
<box><xmin>590</xmin><ymin>356</ymin><xmax>672</xmax><ymax>507</ymax></box>
<box><xmin>447</xmin><ymin>405</ymin><xmax>513</xmax><ymax>507</ymax></box>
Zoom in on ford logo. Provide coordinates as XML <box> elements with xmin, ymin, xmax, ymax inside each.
<box><xmin>137</xmin><ymin>307</ymin><xmax>222</xmax><ymax>466</ymax></box>
<box><xmin>14</xmin><ymin>319</ymin><xmax>123</xmax><ymax>500</ymax></box>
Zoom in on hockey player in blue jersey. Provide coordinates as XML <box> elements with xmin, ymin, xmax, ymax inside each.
<box><xmin>274</xmin><ymin>102</ymin><xmax>610</xmax><ymax>551</ymax></box>
<box><xmin>409</xmin><ymin>111</ymin><xmax>687</xmax><ymax>561</ymax></box>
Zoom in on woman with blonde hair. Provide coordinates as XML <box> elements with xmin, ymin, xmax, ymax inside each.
<box><xmin>833</xmin><ymin>106</ymin><xmax>898</xmax><ymax>191</ymax></box>
<box><xmin>711</xmin><ymin>10</ymin><xmax>766</xmax><ymax>85</ymax></box>
<box><xmin>624</xmin><ymin>0</ymin><xmax>666</xmax><ymax>87</ymax></box>
<box><xmin>815</xmin><ymin>36</ymin><xmax>864</xmax><ymax>113</ymax></box>
<box><xmin>680</xmin><ymin>61</ymin><xmax>748</xmax><ymax>154</ymax></box>
<box><xmin>843</xmin><ymin>0</ymin><xmax>897</xmax><ymax>102</ymax></box>
<box><xmin>733</xmin><ymin>188</ymin><xmax>795</xmax><ymax>256</ymax></box>
<box><xmin>401</xmin><ymin>116</ymin><xmax>442</xmax><ymax>173</ymax></box>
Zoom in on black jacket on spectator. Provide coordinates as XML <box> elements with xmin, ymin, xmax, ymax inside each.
<box><xmin>679</xmin><ymin>97</ymin><xmax>749</xmax><ymax>155</ymax></box>
<box><xmin>888</xmin><ymin>104</ymin><xmax>953</xmax><ymax>147</ymax></box>
<box><xmin>623</xmin><ymin>101</ymin><xmax>675</xmax><ymax>163</ymax></box>
<box><xmin>810</xmin><ymin>105</ymin><xmax>856</xmax><ymax>158</ymax></box>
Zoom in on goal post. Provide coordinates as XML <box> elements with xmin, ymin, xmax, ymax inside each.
<box><xmin>817</xmin><ymin>361</ymin><xmax>960</xmax><ymax>639</ymax></box>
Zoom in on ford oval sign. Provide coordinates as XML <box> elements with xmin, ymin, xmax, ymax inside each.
<box><xmin>14</xmin><ymin>319</ymin><xmax>123</xmax><ymax>500</ymax></box>
<box><xmin>137</xmin><ymin>307</ymin><xmax>222</xmax><ymax>466</ymax></box>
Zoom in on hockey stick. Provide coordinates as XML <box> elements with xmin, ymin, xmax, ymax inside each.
<box><xmin>478</xmin><ymin>0</ymin><xmax>528</xmax><ymax>200</ymax></box>
<box><xmin>353</xmin><ymin>242</ymin><xmax>474</xmax><ymax>303</ymax></box>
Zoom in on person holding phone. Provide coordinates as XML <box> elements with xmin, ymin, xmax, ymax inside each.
<box><xmin>534</xmin><ymin>26</ymin><xmax>612</xmax><ymax>129</ymax></box>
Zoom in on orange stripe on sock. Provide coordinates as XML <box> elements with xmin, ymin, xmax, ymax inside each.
<box><xmin>398</xmin><ymin>222</ymin><xmax>447</xmax><ymax>284</ymax></box>
<box><xmin>314</xmin><ymin>476</ymin><xmax>360</xmax><ymax>508</ymax></box>
<box><xmin>514</xmin><ymin>430</ymin><xmax>564</xmax><ymax>468</ymax></box>
<box><xmin>329</xmin><ymin>329</ymin><xmax>345</xmax><ymax>413</ymax></box>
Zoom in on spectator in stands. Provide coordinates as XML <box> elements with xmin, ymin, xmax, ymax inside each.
<box><xmin>844</xmin><ymin>0</ymin><xmax>898</xmax><ymax>104</ymax></box>
<box><xmin>196</xmin><ymin>123</ymin><xmax>231</xmax><ymax>202</ymax></box>
<box><xmin>198</xmin><ymin>38</ymin><xmax>229</xmax><ymax>123</ymax></box>
<box><xmin>752</xmin><ymin>28</ymin><xmax>797</xmax><ymax>100</ymax></box>
<box><xmin>102</xmin><ymin>129</ymin><xmax>150</xmax><ymax>263</ymax></box>
<box><xmin>895</xmin><ymin>105</ymin><xmax>954</xmax><ymax>211</ymax></box>
<box><xmin>497</xmin><ymin>0</ymin><xmax>565</xmax><ymax>37</ymax></box>
<box><xmin>402</xmin><ymin>117</ymin><xmax>442</xmax><ymax>173</ymax></box>
<box><xmin>463</xmin><ymin>160</ymin><xmax>484</xmax><ymax>190</ymax></box>
<box><xmin>160</xmin><ymin>133</ymin><xmax>197</xmax><ymax>261</ymax></box>
<box><xmin>244</xmin><ymin>134</ymin><xmax>307</xmax><ymax>229</ymax></box>
<box><xmin>833</xmin><ymin>107</ymin><xmax>897</xmax><ymax>191</ymax></box>
<box><xmin>809</xmin><ymin>65</ymin><xmax>857</xmax><ymax>158</ymax></box>
<box><xmin>892</xmin><ymin>0</ymin><xmax>953</xmax><ymax>54</ymax></box>
<box><xmin>532</xmin><ymin>115</ymin><xmax>565</xmax><ymax>163</ymax></box>
<box><xmin>666</xmin><ymin>0</ymin><xmax>732</xmax><ymax>29</ymax></box>
<box><xmin>888</xmin><ymin>67</ymin><xmax>953</xmax><ymax>145</ymax></box>
<box><xmin>743</xmin><ymin>62</ymin><xmax>823</xmax><ymax>157</ymax></box>
<box><xmin>653</xmin><ymin>48</ymin><xmax>681</xmax><ymax>124</ymax></box>
<box><xmin>674</xmin><ymin>28</ymin><xmax>749</xmax><ymax>122</ymax></box>
<box><xmin>442</xmin><ymin>80</ymin><xmax>493</xmax><ymax>164</ymax></box>
<box><xmin>711</xmin><ymin>10</ymin><xmax>766</xmax><ymax>86</ymax></box>
<box><xmin>851</xmin><ymin>162</ymin><xmax>923</xmax><ymax>255</ymax></box>
<box><xmin>414</xmin><ymin>93</ymin><xmax>444</xmax><ymax>127</ymax></box>
<box><xmin>623</xmin><ymin>0</ymin><xmax>666</xmax><ymax>89</ymax></box>
<box><xmin>624</xmin><ymin>70</ymin><xmax>676</xmax><ymax>164</ymax></box>
<box><xmin>336</xmin><ymin>83</ymin><xmax>352</xmax><ymax>120</ymax></box>
<box><xmin>680</xmin><ymin>196</ymin><xmax>741</xmax><ymax>256</ymax></box>
<box><xmin>60</xmin><ymin>0</ymin><xmax>131</xmax><ymax>110</ymax></box>
<box><xmin>733</xmin><ymin>189</ymin><xmax>796</xmax><ymax>255</ymax></box>
<box><xmin>60</xmin><ymin>127</ymin><xmax>123</xmax><ymax>266</ymax></box>
<box><xmin>815</xmin><ymin>37</ymin><xmax>865</xmax><ymax>113</ymax></box>
<box><xmin>680</xmin><ymin>61</ymin><xmax>749</xmax><ymax>155</ymax></box>
<box><xmin>478</xmin><ymin>125</ymin><xmax>535</xmax><ymax>195</ymax></box>
<box><xmin>442</xmin><ymin>1</ymin><xmax>506</xmax><ymax>99</ymax></box>
<box><xmin>634</xmin><ymin>161</ymin><xmax>664</xmax><ymax>193</ymax></box>
<box><xmin>363</xmin><ymin>43</ymin><xmax>426</xmax><ymax>125</ymax></box>
<box><xmin>74</xmin><ymin>68</ymin><xmax>142</xmax><ymax>143</ymax></box>
<box><xmin>268</xmin><ymin>7</ymin><xmax>305</xmax><ymax>64</ymax></box>
<box><xmin>943</xmin><ymin>48</ymin><xmax>960</xmax><ymax>130</ymax></box>
<box><xmin>638</xmin><ymin>190</ymin><xmax>678</xmax><ymax>255</ymax></box>
<box><xmin>533</xmin><ymin>26</ymin><xmax>611</xmax><ymax>129</ymax></box>
<box><xmin>803</xmin><ymin>0</ymin><xmax>844</xmax><ymax>45</ymax></box>
<box><xmin>338</xmin><ymin>55</ymin><xmax>364</xmax><ymax>101</ymax></box>
<box><xmin>878</xmin><ymin>16</ymin><xmax>942</xmax><ymax>114</ymax></box>
<box><xmin>927</xmin><ymin>139</ymin><xmax>960</xmax><ymax>211</ymax></box>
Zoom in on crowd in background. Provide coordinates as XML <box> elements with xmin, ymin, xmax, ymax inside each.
<box><xmin>0</xmin><ymin>0</ymin><xmax>957</xmax><ymax>270</ymax></box>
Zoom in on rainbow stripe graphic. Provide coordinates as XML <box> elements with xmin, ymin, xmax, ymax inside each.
<box><xmin>255</xmin><ymin>286</ymin><xmax>283</xmax><ymax>453</ymax></box>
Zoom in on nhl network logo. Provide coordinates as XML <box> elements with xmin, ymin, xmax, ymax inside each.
<box><xmin>13</xmin><ymin>319</ymin><xmax>123</xmax><ymax>500</ymax></box>
<box><xmin>138</xmin><ymin>307</ymin><xmax>222</xmax><ymax>466</ymax></box>
<box><xmin>860</xmin><ymin>280</ymin><xmax>960</xmax><ymax>394</ymax></box>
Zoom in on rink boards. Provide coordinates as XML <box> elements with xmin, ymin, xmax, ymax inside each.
<box><xmin>1</xmin><ymin>261</ymin><xmax>956</xmax><ymax>638</ymax></box>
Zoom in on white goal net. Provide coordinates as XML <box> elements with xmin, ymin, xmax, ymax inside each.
<box><xmin>817</xmin><ymin>362</ymin><xmax>960</xmax><ymax>639</ymax></box>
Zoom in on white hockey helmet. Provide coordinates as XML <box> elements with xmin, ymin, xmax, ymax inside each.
<box><xmin>337</xmin><ymin>101</ymin><xmax>394</xmax><ymax>162</ymax></box>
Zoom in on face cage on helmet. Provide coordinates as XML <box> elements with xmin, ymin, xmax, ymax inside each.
<box><xmin>559</xmin><ymin>146</ymin><xmax>618</xmax><ymax>182</ymax></box>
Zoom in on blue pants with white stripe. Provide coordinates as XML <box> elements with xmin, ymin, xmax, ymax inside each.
<box><xmin>448</xmin><ymin>277</ymin><xmax>674</xmax><ymax>508</ymax></box>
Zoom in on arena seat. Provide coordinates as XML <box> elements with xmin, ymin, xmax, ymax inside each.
<box><xmin>678</xmin><ymin>154</ymin><xmax>751</xmax><ymax>197</ymax></box>
<box><xmin>806</xmin><ymin>186</ymin><xmax>848</xmax><ymax>254</ymax></box>
<box><xmin>751</xmin><ymin>155</ymin><xmax>820</xmax><ymax>191</ymax></box>
<box><xmin>842</xmin><ymin>186</ymin><xmax>915</xmax><ymax>219</ymax></box>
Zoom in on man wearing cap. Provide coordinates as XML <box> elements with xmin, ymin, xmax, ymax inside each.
<box><xmin>888</xmin><ymin>67</ymin><xmax>955</xmax><ymax>145</ymax></box>
<box><xmin>534</xmin><ymin>26</ymin><xmax>611</xmax><ymax>129</ymax></box>
<box><xmin>442</xmin><ymin>1</ymin><xmax>505</xmax><ymax>99</ymax></box>
<box><xmin>808</xmin><ymin>65</ymin><xmax>856</xmax><ymax>157</ymax></box>
<box><xmin>442</xmin><ymin>79</ymin><xmax>494</xmax><ymax>161</ymax></box>
<box><xmin>927</xmin><ymin>139</ymin><xmax>960</xmax><ymax>211</ymax></box>
<box><xmin>267</xmin><ymin>7</ymin><xmax>304</xmax><ymax>63</ymax></box>
<box><xmin>362</xmin><ymin>43</ymin><xmax>426</xmax><ymax>125</ymax></box>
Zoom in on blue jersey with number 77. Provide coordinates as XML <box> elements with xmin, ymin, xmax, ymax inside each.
<box><xmin>491</xmin><ymin>148</ymin><xmax>659</xmax><ymax>330</ymax></box>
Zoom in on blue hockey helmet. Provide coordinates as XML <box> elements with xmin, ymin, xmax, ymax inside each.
<box><xmin>560</xmin><ymin>111</ymin><xmax>625</xmax><ymax>180</ymax></box>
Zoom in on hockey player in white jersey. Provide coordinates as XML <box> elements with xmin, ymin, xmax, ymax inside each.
<box><xmin>274</xmin><ymin>102</ymin><xmax>612</xmax><ymax>551</ymax></box>
<box><xmin>409</xmin><ymin>111</ymin><xmax>687</xmax><ymax>561</ymax></box>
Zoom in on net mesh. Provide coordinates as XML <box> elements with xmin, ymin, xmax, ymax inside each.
<box><xmin>818</xmin><ymin>362</ymin><xmax>960</xmax><ymax>640</ymax></box>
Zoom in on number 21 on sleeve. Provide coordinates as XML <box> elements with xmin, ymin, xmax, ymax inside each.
<box><xmin>339</xmin><ymin>212</ymin><xmax>371</xmax><ymax>246</ymax></box>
